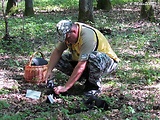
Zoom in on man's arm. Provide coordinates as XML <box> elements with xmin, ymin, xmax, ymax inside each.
<box><xmin>45</xmin><ymin>48</ymin><xmax>64</xmax><ymax>81</ymax></box>
<box><xmin>54</xmin><ymin>60</ymin><xmax>87</xmax><ymax>94</ymax></box>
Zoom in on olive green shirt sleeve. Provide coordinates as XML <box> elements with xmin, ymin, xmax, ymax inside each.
<box><xmin>79</xmin><ymin>26</ymin><xmax>97</xmax><ymax>61</ymax></box>
<box><xmin>56</xmin><ymin>42</ymin><xmax>68</xmax><ymax>51</ymax></box>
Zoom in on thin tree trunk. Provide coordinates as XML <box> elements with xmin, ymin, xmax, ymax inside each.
<box><xmin>2</xmin><ymin>0</ymin><xmax>10</xmax><ymax>39</ymax></box>
<box><xmin>6</xmin><ymin>0</ymin><xmax>17</xmax><ymax>14</ymax></box>
<box><xmin>78</xmin><ymin>0</ymin><xmax>94</xmax><ymax>23</ymax></box>
<box><xmin>140</xmin><ymin>0</ymin><xmax>155</xmax><ymax>21</ymax></box>
<box><xmin>97</xmin><ymin>0</ymin><xmax>112</xmax><ymax>11</ymax></box>
<box><xmin>24</xmin><ymin>0</ymin><xmax>34</xmax><ymax>16</ymax></box>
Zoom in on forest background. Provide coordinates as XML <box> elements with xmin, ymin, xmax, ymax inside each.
<box><xmin>0</xmin><ymin>0</ymin><xmax>160</xmax><ymax>120</ymax></box>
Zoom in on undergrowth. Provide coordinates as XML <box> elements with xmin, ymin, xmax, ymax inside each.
<box><xmin>0</xmin><ymin>0</ymin><xmax>159</xmax><ymax>120</ymax></box>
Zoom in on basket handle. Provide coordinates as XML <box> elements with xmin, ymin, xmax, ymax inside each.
<box><xmin>28</xmin><ymin>51</ymin><xmax>45</xmax><ymax>66</ymax></box>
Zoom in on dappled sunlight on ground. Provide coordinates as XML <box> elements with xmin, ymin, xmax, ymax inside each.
<box><xmin>0</xmin><ymin>2</ymin><xmax>160</xmax><ymax>119</ymax></box>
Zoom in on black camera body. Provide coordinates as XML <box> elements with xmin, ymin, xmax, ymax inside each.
<box><xmin>46</xmin><ymin>79</ymin><xmax>55</xmax><ymax>95</ymax></box>
<box><xmin>46</xmin><ymin>79</ymin><xmax>56</xmax><ymax>103</ymax></box>
<box><xmin>46</xmin><ymin>79</ymin><xmax>54</xmax><ymax>89</ymax></box>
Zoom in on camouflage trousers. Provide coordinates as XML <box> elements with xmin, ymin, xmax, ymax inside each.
<box><xmin>55</xmin><ymin>51</ymin><xmax>117</xmax><ymax>87</ymax></box>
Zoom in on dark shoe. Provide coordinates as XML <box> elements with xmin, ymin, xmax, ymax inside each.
<box><xmin>83</xmin><ymin>81</ymin><xmax>101</xmax><ymax>97</ymax></box>
<box><xmin>83</xmin><ymin>81</ymin><xmax>100</xmax><ymax>91</ymax></box>
<box><xmin>84</xmin><ymin>89</ymin><xmax>101</xmax><ymax>97</ymax></box>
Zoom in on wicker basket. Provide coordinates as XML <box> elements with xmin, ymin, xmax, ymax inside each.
<box><xmin>24</xmin><ymin>51</ymin><xmax>48</xmax><ymax>84</ymax></box>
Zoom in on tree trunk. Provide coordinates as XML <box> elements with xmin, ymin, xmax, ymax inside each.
<box><xmin>6</xmin><ymin>0</ymin><xmax>18</xmax><ymax>15</ymax></box>
<box><xmin>2</xmin><ymin>0</ymin><xmax>9</xmax><ymax>40</ymax></box>
<box><xmin>140</xmin><ymin>0</ymin><xmax>155</xmax><ymax>21</ymax></box>
<box><xmin>97</xmin><ymin>0</ymin><xmax>112</xmax><ymax>11</ymax></box>
<box><xmin>78</xmin><ymin>0</ymin><xmax>94</xmax><ymax>23</ymax></box>
<box><xmin>24</xmin><ymin>0</ymin><xmax>34</xmax><ymax>16</ymax></box>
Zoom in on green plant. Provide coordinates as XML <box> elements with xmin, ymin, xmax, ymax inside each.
<box><xmin>120</xmin><ymin>105</ymin><xmax>136</xmax><ymax>118</ymax></box>
<box><xmin>0</xmin><ymin>89</ymin><xmax>10</xmax><ymax>94</ymax></box>
<box><xmin>0</xmin><ymin>100</ymin><xmax>10</xmax><ymax>110</ymax></box>
<box><xmin>111</xmin><ymin>0</ymin><xmax>141</xmax><ymax>5</ymax></box>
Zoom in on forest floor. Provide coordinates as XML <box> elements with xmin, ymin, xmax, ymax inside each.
<box><xmin>0</xmin><ymin>3</ymin><xmax>160</xmax><ymax>120</ymax></box>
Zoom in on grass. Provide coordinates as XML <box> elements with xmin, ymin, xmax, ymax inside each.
<box><xmin>0</xmin><ymin>0</ymin><xmax>160</xmax><ymax>120</ymax></box>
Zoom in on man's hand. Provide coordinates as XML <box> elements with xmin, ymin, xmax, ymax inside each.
<box><xmin>45</xmin><ymin>71</ymin><xmax>54</xmax><ymax>83</ymax></box>
<box><xmin>54</xmin><ymin>86</ymin><xmax>67</xmax><ymax>95</ymax></box>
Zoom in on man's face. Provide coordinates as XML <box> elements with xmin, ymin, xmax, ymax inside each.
<box><xmin>65</xmin><ymin>30</ymin><xmax>77</xmax><ymax>44</ymax></box>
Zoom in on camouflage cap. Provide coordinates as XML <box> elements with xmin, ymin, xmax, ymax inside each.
<box><xmin>56</xmin><ymin>20</ymin><xmax>73</xmax><ymax>42</ymax></box>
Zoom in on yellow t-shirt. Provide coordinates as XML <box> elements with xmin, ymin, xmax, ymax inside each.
<box><xmin>56</xmin><ymin>22</ymin><xmax>120</xmax><ymax>62</ymax></box>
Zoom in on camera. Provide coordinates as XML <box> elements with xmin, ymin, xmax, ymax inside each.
<box><xmin>46</xmin><ymin>78</ymin><xmax>55</xmax><ymax>104</ymax></box>
<box><xmin>46</xmin><ymin>79</ymin><xmax>54</xmax><ymax>89</ymax></box>
<box><xmin>46</xmin><ymin>78</ymin><xmax>55</xmax><ymax>95</ymax></box>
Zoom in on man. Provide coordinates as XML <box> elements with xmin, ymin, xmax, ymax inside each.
<box><xmin>45</xmin><ymin>20</ymin><xmax>120</xmax><ymax>95</ymax></box>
